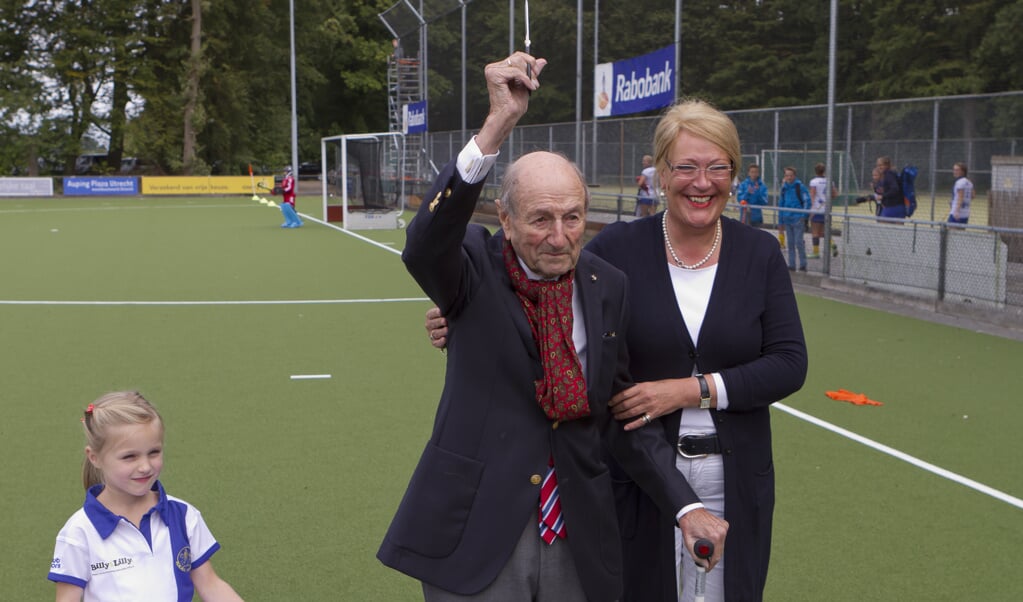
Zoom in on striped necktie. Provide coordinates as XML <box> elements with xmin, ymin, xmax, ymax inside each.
<box><xmin>538</xmin><ymin>456</ymin><xmax>566</xmax><ymax>544</ymax></box>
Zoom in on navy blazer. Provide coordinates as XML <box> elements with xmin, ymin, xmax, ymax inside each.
<box><xmin>587</xmin><ymin>214</ymin><xmax>808</xmax><ymax>602</ymax></box>
<box><xmin>378</xmin><ymin>162</ymin><xmax>693</xmax><ymax>601</ymax></box>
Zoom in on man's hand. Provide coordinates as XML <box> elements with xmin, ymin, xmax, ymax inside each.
<box><xmin>425</xmin><ymin>306</ymin><xmax>448</xmax><ymax>350</ymax></box>
<box><xmin>475</xmin><ymin>53</ymin><xmax>547</xmax><ymax>154</ymax></box>
<box><xmin>679</xmin><ymin>509</ymin><xmax>728</xmax><ymax>572</ymax></box>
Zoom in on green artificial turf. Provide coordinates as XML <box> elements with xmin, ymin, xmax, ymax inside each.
<box><xmin>1</xmin><ymin>196</ymin><xmax>1019</xmax><ymax>600</ymax></box>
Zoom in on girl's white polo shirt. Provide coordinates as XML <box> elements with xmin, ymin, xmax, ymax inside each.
<box><xmin>48</xmin><ymin>481</ymin><xmax>220</xmax><ymax>602</ymax></box>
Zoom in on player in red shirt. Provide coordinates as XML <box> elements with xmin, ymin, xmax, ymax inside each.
<box><xmin>280</xmin><ymin>165</ymin><xmax>303</xmax><ymax>228</ymax></box>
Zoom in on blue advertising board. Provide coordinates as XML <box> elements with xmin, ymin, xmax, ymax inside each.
<box><xmin>63</xmin><ymin>177</ymin><xmax>139</xmax><ymax>196</ymax></box>
<box><xmin>594</xmin><ymin>44</ymin><xmax>676</xmax><ymax>118</ymax></box>
<box><xmin>403</xmin><ymin>101</ymin><xmax>428</xmax><ymax>134</ymax></box>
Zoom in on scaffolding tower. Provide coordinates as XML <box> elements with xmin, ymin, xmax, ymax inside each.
<box><xmin>379</xmin><ymin>1</ymin><xmax>475</xmax><ymax>185</ymax></box>
<box><xmin>387</xmin><ymin>46</ymin><xmax>425</xmax><ymax>182</ymax></box>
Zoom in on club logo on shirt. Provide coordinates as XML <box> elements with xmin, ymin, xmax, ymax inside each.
<box><xmin>176</xmin><ymin>545</ymin><xmax>192</xmax><ymax>572</ymax></box>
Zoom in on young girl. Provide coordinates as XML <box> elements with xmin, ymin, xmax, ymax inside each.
<box><xmin>48</xmin><ymin>391</ymin><xmax>244</xmax><ymax>602</ymax></box>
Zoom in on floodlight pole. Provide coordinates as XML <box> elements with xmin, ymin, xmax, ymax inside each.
<box><xmin>675</xmin><ymin>0</ymin><xmax>681</xmax><ymax>100</ymax></box>
<box><xmin>823</xmin><ymin>0</ymin><xmax>837</xmax><ymax>274</ymax></box>
<box><xmin>591</xmin><ymin>0</ymin><xmax>598</xmax><ymax>183</ymax></box>
<box><xmin>575</xmin><ymin>0</ymin><xmax>582</xmax><ymax>164</ymax></box>
<box><xmin>507</xmin><ymin>0</ymin><xmax>515</xmax><ymax>162</ymax></box>
<box><xmin>289</xmin><ymin>0</ymin><xmax>299</xmax><ymax>176</ymax></box>
<box><xmin>461</xmin><ymin>3</ymin><xmax>467</xmax><ymax>141</ymax></box>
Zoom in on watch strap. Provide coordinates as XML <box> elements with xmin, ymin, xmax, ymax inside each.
<box><xmin>696</xmin><ymin>374</ymin><xmax>711</xmax><ymax>409</ymax></box>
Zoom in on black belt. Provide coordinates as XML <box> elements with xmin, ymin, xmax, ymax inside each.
<box><xmin>677</xmin><ymin>434</ymin><xmax>721</xmax><ymax>458</ymax></box>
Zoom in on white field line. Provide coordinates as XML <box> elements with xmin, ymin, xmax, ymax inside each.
<box><xmin>299</xmin><ymin>213</ymin><xmax>403</xmax><ymax>257</ymax></box>
<box><xmin>0</xmin><ymin>203</ymin><xmax>247</xmax><ymax>214</ymax></box>
<box><xmin>773</xmin><ymin>402</ymin><xmax>1023</xmax><ymax>510</ymax></box>
<box><xmin>26</xmin><ymin>205</ymin><xmax>1017</xmax><ymax>510</ymax></box>
<box><xmin>0</xmin><ymin>208</ymin><xmax>417</xmax><ymax>306</ymax></box>
<box><xmin>0</xmin><ymin>212</ymin><xmax>415</xmax><ymax>306</ymax></box>
<box><xmin>290</xmin><ymin>374</ymin><xmax>332</xmax><ymax>380</ymax></box>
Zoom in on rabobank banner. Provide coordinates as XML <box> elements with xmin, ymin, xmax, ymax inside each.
<box><xmin>63</xmin><ymin>176</ymin><xmax>139</xmax><ymax>196</ymax></box>
<box><xmin>594</xmin><ymin>44</ymin><xmax>675</xmax><ymax>118</ymax></box>
<box><xmin>403</xmin><ymin>101</ymin><xmax>428</xmax><ymax>135</ymax></box>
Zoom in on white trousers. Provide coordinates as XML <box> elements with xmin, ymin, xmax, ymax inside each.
<box><xmin>675</xmin><ymin>453</ymin><xmax>726</xmax><ymax>602</ymax></box>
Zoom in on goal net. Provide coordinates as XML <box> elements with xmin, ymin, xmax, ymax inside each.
<box><xmin>320</xmin><ymin>132</ymin><xmax>406</xmax><ymax>230</ymax></box>
<box><xmin>759</xmin><ymin>149</ymin><xmax>858</xmax><ymax>205</ymax></box>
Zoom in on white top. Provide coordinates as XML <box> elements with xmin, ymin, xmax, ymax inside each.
<box><xmin>667</xmin><ymin>262</ymin><xmax>729</xmax><ymax>437</ymax></box>
<box><xmin>639</xmin><ymin>166</ymin><xmax>658</xmax><ymax>199</ymax></box>
<box><xmin>809</xmin><ymin>176</ymin><xmax>830</xmax><ymax>214</ymax></box>
<box><xmin>951</xmin><ymin>177</ymin><xmax>973</xmax><ymax>218</ymax></box>
<box><xmin>48</xmin><ymin>482</ymin><xmax>220</xmax><ymax>602</ymax></box>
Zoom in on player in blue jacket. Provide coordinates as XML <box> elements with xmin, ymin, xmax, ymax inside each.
<box><xmin>735</xmin><ymin>164</ymin><xmax>768</xmax><ymax>226</ymax></box>
<box><xmin>778</xmin><ymin>166</ymin><xmax>811</xmax><ymax>271</ymax></box>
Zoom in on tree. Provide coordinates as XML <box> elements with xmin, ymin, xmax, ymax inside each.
<box><xmin>181</xmin><ymin>0</ymin><xmax>204</xmax><ymax>174</ymax></box>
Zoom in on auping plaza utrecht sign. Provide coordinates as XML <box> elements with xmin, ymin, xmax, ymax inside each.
<box><xmin>594</xmin><ymin>44</ymin><xmax>676</xmax><ymax>118</ymax></box>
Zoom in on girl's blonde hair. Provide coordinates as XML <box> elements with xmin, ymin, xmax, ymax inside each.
<box><xmin>81</xmin><ymin>391</ymin><xmax>163</xmax><ymax>490</ymax></box>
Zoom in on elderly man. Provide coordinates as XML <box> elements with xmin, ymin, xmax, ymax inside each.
<box><xmin>377</xmin><ymin>54</ymin><xmax>726</xmax><ymax>601</ymax></box>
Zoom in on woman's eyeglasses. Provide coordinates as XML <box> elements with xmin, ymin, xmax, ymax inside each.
<box><xmin>664</xmin><ymin>161</ymin><xmax>733</xmax><ymax>181</ymax></box>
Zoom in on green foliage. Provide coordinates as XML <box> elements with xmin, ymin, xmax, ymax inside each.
<box><xmin>975</xmin><ymin>0</ymin><xmax>1023</xmax><ymax>91</ymax></box>
<box><xmin>0</xmin><ymin>0</ymin><xmax>1018</xmax><ymax>175</ymax></box>
<box><xmin>858</xmin><ymin>0</ymin><xmax>989</xmax><ymax>98</ymax></box>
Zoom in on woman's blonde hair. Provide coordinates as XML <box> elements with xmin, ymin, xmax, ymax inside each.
<box><xmin>81</xmin><ymin>391</ymin><xmax>163</xmax><ymax>490</ymax></box>
<box><xmin>652</xmin><ymin>98</ymin><xmax>742</xmax><ymax>184</ymax></box>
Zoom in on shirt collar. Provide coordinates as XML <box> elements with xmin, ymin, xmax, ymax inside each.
<box><xmin>83</xmin><ymin>480</ymin><xmax>168</xmax><ymax>539</ymax></box>
<box><xmin>519</xmin><ymin>257</ymin><xmax>575</xmax><ymax>283</ymax></box>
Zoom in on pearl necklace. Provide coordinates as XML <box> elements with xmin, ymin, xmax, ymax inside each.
<box><xmin>662</xmin><ymin>210</ymin><xmax>721</xmax><ymax>270</ymax></box>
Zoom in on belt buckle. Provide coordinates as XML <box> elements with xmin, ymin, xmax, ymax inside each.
<box><xmin>676</xmin><ymin>434</ymin><xmax>709</xmax><ymax>459</ymax></box>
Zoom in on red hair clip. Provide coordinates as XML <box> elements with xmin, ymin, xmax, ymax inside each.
<box><xmin>86</xmin><ymin>403</ymin><xmax>95</xmax><ymax>414</ymax></box>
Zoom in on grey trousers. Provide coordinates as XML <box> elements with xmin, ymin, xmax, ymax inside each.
<box><xmin>422</xmin><ymin>517</ymin><xmax>588</xmax><ymax>602</ymax></box>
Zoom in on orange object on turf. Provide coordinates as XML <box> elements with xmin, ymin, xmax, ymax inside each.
<box><xmin>825</xmin><ymin>389</ymin><xmax>883</xmax><ymax>406</ymax></box>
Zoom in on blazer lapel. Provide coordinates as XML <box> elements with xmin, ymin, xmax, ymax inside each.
<box><xmin>574</xmin><ymin>255</ymin><xmax>605</xmax><ymax>390</ymax></box>
<box><xmin>490</xmin><ymin>231</ymin><xmax>540</xmax><ymax>363</ymax></box>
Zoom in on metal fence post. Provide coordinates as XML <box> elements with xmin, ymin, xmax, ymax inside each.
<box><xmin>937</xmin><ymin>222</ymin><xmax>948</xmax><ymax>302</ymax></box>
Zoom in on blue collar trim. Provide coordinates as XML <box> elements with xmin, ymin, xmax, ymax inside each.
<box><xmin>83</xmin><ymin>480</ymin><xmax>168</xmax><ymax>539</ymax></box>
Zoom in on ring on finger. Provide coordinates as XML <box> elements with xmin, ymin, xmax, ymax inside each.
<box><xmin>506</xmin><ymin>58</ymin><xmax>512</xmax><ymax>66</ymax></box>
<box><xmin>641</xmin><ymin>413</ymin><xmax>651</xmax><ymax>425</ymax></box>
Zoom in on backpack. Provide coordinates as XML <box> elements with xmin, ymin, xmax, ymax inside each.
<box><xmin>900</xmin><ymin>165</ymin><xmax>918</xmax><ymax>217</ymax></box>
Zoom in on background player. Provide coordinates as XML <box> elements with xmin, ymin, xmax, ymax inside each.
<box><xmin>280</xmin><ymin>165</ymin><xmax>303</xmax><ymax>228</ymax></box>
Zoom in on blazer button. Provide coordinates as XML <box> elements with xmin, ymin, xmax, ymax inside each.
<box><xmin>552</xmin><ymin>420</ymin><xmax>560</xmax><ymax>430</ymax></box>
<box><xmin>530</xmin><ymin>474</ymin><xmax>542</xmax><ymax>485</ymax></box>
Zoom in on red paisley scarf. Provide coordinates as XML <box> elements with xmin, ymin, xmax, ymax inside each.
<box><xmin>503</xmin><ymin>240</ymin><xmax>590</xmax><ymax>422</ymax></box>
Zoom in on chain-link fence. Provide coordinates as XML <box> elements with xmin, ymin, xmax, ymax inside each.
<box><xmin>426</xmin><ymin>91</ymin><xmax>1023</xmax><ymax>319</ymax></box>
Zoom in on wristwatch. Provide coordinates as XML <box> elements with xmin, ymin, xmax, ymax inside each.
<box><xmin>696</xmin><ymin>374</ymin><xmax>712</xmax><ymax>409</ymax></box>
